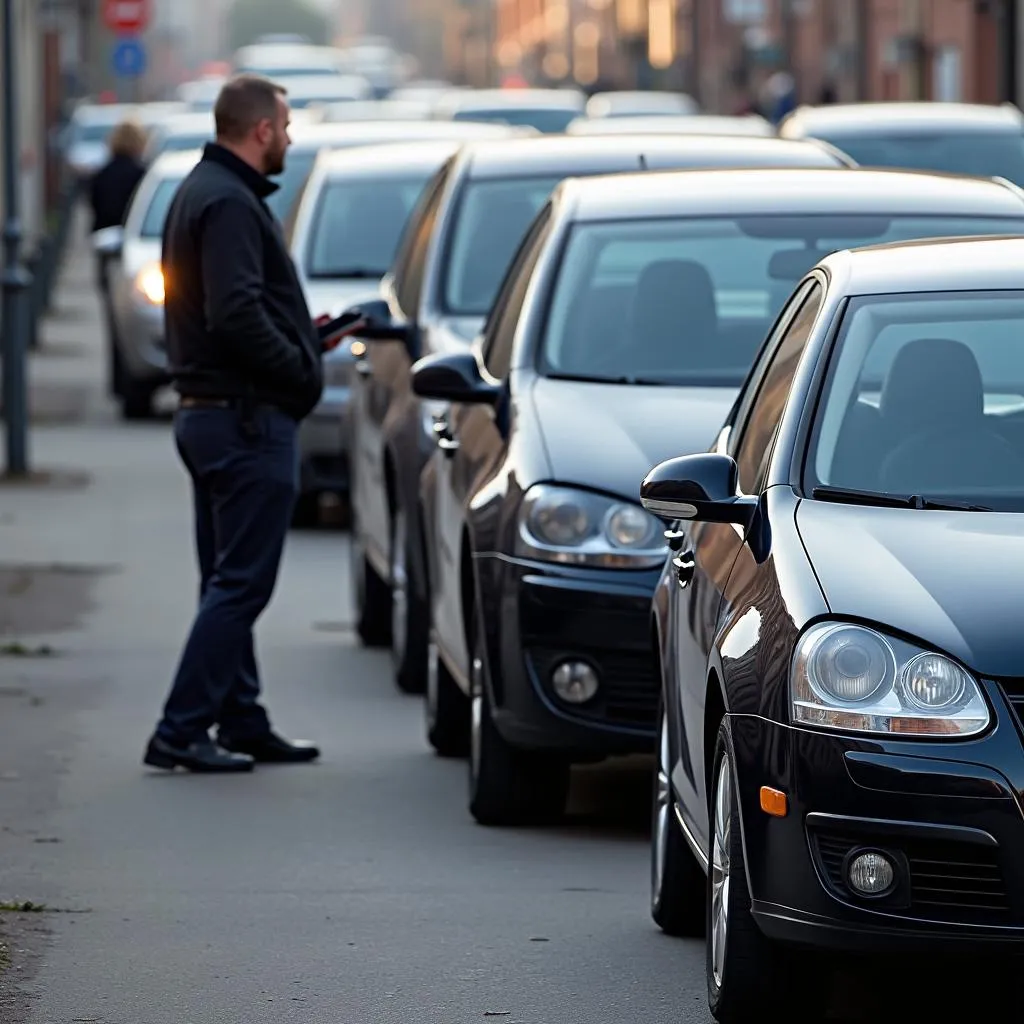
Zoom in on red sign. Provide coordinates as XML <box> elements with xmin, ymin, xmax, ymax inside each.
<box><xmin>103</xmin><ymin>0</ymin><xmax>150</xmax><ymax>33</ymax></box>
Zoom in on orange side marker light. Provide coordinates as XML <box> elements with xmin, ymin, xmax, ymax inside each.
<box><xmin>760</xmin><ymin>786</ymin><xmax>788</xmax><ymax>818</ymax></box>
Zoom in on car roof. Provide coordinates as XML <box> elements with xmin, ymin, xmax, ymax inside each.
<box><xmin>234</xmin><ymin>43</ymin><xmax>340</xmax><ymax>69</ymax></box>
<box><xmin>158</xmin><ymin>112</ymin><xmax>215</xmax><ymax>134</ymax></box>
<box><xmin>289</xmin><ymin>119</ymin><xmax>518</xmax><ymax>149</ymax></box>
<box><xmin>824</xmin><ymin>235</ymin><xmax>1024</xmax><ymax>295</ymax></box>
<box><xmin>318</xmin><ymin>139</ymin><xmax>461</xmax><ymax>177</ymax></box>
<box><xmin>566</xmin><ymin>114</ymin><xmax>773</xmax><ymax>137</ymax></box>
<box><xmin>73</xmin><ymin>103</ymin><xmax>138</xmax><ymax>123</ymax></box>
<box><xmin>149</xmin><ymin>149</ymin><xmax>203</xmax><ymax>177</ymax></box>
<box><xmin>781</xmin><ymin>102</ymin><xmax>1024</xmax><ymax>137</ymax></box>
<box><xmin>585</xmin><ymin>90</ymin><xmax>700</xmax><ymax>116</ymax></box>
<box><xmin>460</xmin><ymin>133</ymin><xmax>849</xmax><ymax>179</ymax></box>
<box><xmin>558</xmin><ymin>166</ymin><xmax>1024</xmax><ymax>222</ymax></box>
<box><xmin>435</xmin><ymin>88</ymin><xmax>586</xmax><ymax>113</ymax></box>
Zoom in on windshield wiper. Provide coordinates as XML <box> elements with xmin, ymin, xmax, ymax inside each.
<box><xmin>546</xmin><ymin>372</ymin><xmax>670</xmax><ymax>386</ymax></box>
<box><xmin>811</xmin><ymin>486</ymin><xmax>992</xmax><ymax>512</ymax></box>
<box><xmin>307</xmin><ymin>267</ymin><xmax>384</xmax><ymax>280</ymax></box>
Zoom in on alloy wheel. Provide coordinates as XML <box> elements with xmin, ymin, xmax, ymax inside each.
<box><xmin>469</xmin><ymin>654</ymin><xmax>484</xmax><ymax>783</ymax></box>
<box><xmin>711</xmin><ymin>756</ymin><xmax>732</xmax><ymax>988</ymax></box>
<box><xmin>426</xmin><ymin>637</ymin><xmax>440</xmax><ymax>730</ymax></box>
<box><xmin>652</xmin><ymin>710</ymin><xmax>671</xmax><ymax>909</ymax></box>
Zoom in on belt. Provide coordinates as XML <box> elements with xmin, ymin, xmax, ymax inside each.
<box><xmin>178</xmin><ymin>396</ymin><xmax>236</xmax><ymax>409</ymax></box>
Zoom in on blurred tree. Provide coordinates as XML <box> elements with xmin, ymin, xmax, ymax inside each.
<box><xmin>226</xmin><ymin>0</ymin><xmax>329</xmax><ymax>51</ymax></box>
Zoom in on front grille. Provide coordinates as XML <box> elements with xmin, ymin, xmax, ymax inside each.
<box><xmin>810</xmin><ymin>829</ymin><xmax>1009</xmax><ymax>921</ymax></box>
<box><xmin>525</xmin><ymin>646</ymin><xmax>658</xmax><ymax>729</ymax></box>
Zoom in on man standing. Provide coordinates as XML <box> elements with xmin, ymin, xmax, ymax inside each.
<box><xmin>144</xmin><ymin>74</ymin><xmax>326</xmax><ymax>772</ymax></box>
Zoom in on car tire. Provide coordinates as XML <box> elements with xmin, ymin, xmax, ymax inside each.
<box><xmin>651</xmin><ymin>698</ymin><xmax>705</xmax><ymax>937</ymax></box>
<box><xmin>426</xmin><ymin>630</ymin><xmax>469</xmax><ymax>757</ymax></box>
<box><xmin>120</xmin><ymin>378</ymin><xmax>154</xmax><ymax>421</ymax></box>
<box><xmin>390</xmin><ymin>507</ymin><xmax>428</xmax><ymax>694</ymax></box>
<box><xmin>468</xmin><ymin>622</ymin><xmax>570</xmax><ymax>826</ymax></box>
<box><xmin>706</xmin><ymin>719</ymin><xmax>827</xmax><ymax>1024</ymax></box>
<box><xmin>351</xmin><ymin>520</ymin><xmax>391</xmax><ymax>648</ymax></box>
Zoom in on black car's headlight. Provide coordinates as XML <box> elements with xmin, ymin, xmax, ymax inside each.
<box><xmin>515</xmin><ymin>484</ymin><xmax>666</xmax><ymax>568</ymax></box>
<box><xmin>790</xmin><ymin>622</ymin><xmax>989</xmax><ymax>738</ymax></box>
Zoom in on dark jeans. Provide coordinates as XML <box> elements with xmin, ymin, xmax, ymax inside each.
<box><xmin>156</xmin><ymin>405</ymin><xmax>299</xmax><ymax>746</ymax></box>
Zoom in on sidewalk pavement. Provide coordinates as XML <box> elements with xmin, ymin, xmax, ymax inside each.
<box><xmin>0</xmin><ymin>219</ymin><xmax>362</xmax><ymax>1023</ymax></box>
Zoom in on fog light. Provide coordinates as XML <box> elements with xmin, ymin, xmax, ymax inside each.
<box><xmin>847</xmin><ymin>850</ymin><xmax>895</xmax><ymax>895</ymax></box>
<box><xmin>551</xmin><ymin>660</ymin><xmax>599</xmax><ymax>704</ymax></box>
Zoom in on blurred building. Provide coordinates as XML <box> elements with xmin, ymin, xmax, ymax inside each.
<box><xmin>490</xmin><ymin>0</ymin><xmax>1023</xmax><ymax>107</ymax></box>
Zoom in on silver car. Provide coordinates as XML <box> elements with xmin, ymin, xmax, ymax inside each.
<box><xmin>93</xmin><ymin>149</ymin><xmax>202</xmax><ymax>418</ymax></box>
<box><xmin>285</xmin><ymin>139</ymin><xmax>471</xmax><ymax>521</ymax></box>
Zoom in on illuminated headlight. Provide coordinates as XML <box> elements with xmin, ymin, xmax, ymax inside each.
<box><xmin>515</xmin><ymin>484</ymin><xmax>666</xmax><ymax>568</ymax></box>
<box><xmin>135</xmin><ymin>263</ymin><xmax>165</xmax><ymax>306</ymax></box>
<box><xmin>790</xmin><ymin>622</ymin><xmax>989</xmax><ymax>738</ymax></box>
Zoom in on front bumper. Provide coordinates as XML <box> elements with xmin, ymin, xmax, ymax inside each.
<box><xmin>732</xmin><ymin>686</ymin><xmax>1024</xmax><ymax>952</ymax></box>
<box><xmin>115</xmin><ymin>298</ymin><xmax>168</xmax><ymax>383</ymax></box>
<box><xmin>486</xmin><ymin>556</ymin><xmax>661</xmax><ymax>757</ymax></box>
<box><xmin>298</xmin><ymin>384</ymin><xmax>351</xmax><ymax>495</ymax></box>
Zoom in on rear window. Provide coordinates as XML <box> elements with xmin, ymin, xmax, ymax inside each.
<box><xmin>451</xmin><ymin>108</ymin><xmax>579</xmax><ymax>134</ymax></box>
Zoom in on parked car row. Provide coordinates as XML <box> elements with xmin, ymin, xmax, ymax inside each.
<box><xmin>297</xmin><ymin>98</ymin><xmax>1024</xmax><ymax>1023</ymax></box>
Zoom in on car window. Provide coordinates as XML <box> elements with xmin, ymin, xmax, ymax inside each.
<box><xmin>734</xmin><ymin>282</ymin><xmax>822</xmax><ymax>493</ymax></box>
<box><xmin>807</xmin><ymin>289</ymin><xmax>1024</xmax><ymax>507</ymax></box>
<box><xmin>139</xmin><ymin>177</ymin><xmax>185</xmax><ymax>237</ymax></box>
<box><xmin>392</xmin><ymin>160</ymin><xmax>452</xmax><ymax>317</ymax></box>
<box><xmin>304</xmin><ymin>174</ymin><xmax>434</xmax><ymax>279</ymax></box>
<box><xmin>451</xmin><ymin>108</ymin><xmax>579</xmax><ymax>133</ymax></box>
<box><xmin>442</xmin><ymin>175</ymin><xmax>564</xmax><ymax>316</ymax></box>
<box><xmin>819</xmin><ymin>131</ymin><xmax>1024</xmax><ymax>184</ymax></box>
<box><xmin>481</xmin><ymin>203</ymin><xmax>554</xmax><ymax>380</ymax></box>
<box><xmin>537</xmin><ymin>214</ymin><xmax>1024</xmax><ymax>389</ymax></box>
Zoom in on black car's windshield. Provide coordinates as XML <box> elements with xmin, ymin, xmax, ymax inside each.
<box><xmin>139</xmin><ymin>177</ymin><xmax>185</xmax><ymax>237</ymax></box>
<box><xmin>539</xmin><ymin>215</ymin><xmax>1024</xmax><ymax>388</ymax></box>
<box><xmin>819</xmin><ymin>132</ymin><xmax>1024</xmax><ymax>183</ymax></box>
<box><xmin>443</xmin><ymin>175</ymin><xmax>564</xmax><ymax>314</ymax></box>
<box><xmin>807</xmin><ymin>290</ymin><xmax>1024</xmax><ymax>511</ymax></box>
<box><xmin>305</xmin><ymin>174</ymin><xmax>432</xmax><ymax>278</ymax></box>
<box><xmin>451</xmin><ymin>108</ymin><xmax>577</xmax><ymax>133</ymax></box>
<box><xmin>267</xmin><ymin>149</ymin><xmax>319</xmax><ymax>222</ymax></box>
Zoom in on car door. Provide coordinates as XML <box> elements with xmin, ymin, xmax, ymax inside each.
<box><xmin>670</xmin><ymin>279</ymin><xmax>824</xmax><ymax>852</ymax></box>
<box><xmin>432</xmin><ymin>205</ymin><xmax>555</xmax><ymax>685</ymax></box>
<box><xmin>351</xmin><ymin>161</ymin><xmax>452</xmax><ymax>572</ymax></box>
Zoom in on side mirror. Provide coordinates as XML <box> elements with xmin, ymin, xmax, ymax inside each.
<box><xmin>92</xmin><ymin>225</ymin><xmax>124</xmax><ymax>257</ymax></box>
<box><xmin>345</xmin><ymin>298</ymin><xmax>411</xmax><ymax>342</ymax></box>
<box><xmin>411</xmin><ymin>351</ymin><xmax>500</xmax><ymax>405</ymax></box>
<box><xmin>640</xmin><ymin>453</ymin><xmax>757</xmax><ymax>527</ymax></box>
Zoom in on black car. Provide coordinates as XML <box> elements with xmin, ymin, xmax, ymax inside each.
<box><xmin>409</xmin><ymin>168</ymin><xmax>1024</xmax><ymax>830</ymax></box>
<box><xmin>779</xmin><ymin>101</ymin><xmax>1024</xmax><ymax>183</ymax></box>
<box><xmin>641</xmin><ymin>232</ymin><xmax>1024</xmax><ymax>1023</ymax></box>
<box><xmin>344</xmin><ymin>134</ymin><xmax>853</xmax><ymax>695</ymax></box>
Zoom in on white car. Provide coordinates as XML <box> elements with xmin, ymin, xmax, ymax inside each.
<box><xmin>431</xmin><ymin>88</ymin><xmax>586</xmax><ymax>134</ymax></box>
<box><xmin>285</xmin><ymin>139</ymin><xmax>470</xmax><ymax>519</ymax></box>
<box><xmin>63</xmin><ymin>103</ymin><xmax>139</xmax><ymax>179</ymax></box>
<box><xmin>584</xmin><ymin>90</ymin><xmax>699</xmax><ymax>118</ymax></box>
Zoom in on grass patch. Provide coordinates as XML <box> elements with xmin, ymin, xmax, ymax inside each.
<box><xmin>0</xmin><ymin>642</ymin><xmax>55</xmax><ymax>658</ymax></box>
<box><xmin>0</xmin><ymin>901</ymin><xmax>47</xmax><ymax>913</ymax></box>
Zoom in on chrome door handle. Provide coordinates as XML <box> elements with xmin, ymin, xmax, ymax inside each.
<box><xmin>673</xmin><ymin>551</ymin><xmax>695</xmax><ymax>588</ymax></box>
<box><xmin>437</xmin><ymin>436</ymin><xmax>460</xmax><ymax>456</ymax></box>
<box><xmin>354</xmin><ymin>360</ymin><xmax>372</xmax><ymax>377</ymax></box>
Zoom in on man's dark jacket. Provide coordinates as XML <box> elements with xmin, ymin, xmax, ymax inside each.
<box><xmin>162</xmin><ymin>143</ymin><xmax>323</xmax><ymax>421</ymax></box>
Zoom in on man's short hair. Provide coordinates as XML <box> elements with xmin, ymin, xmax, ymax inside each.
<box><xmin>214</xmin><ymin>73</ymin><xmax>287</xmax><ymax>142</ymax></box>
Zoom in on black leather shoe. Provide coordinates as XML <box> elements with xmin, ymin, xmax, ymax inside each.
<box><xmin>217</xmin><ymin>731</ymin><xmax>320</xmax><ymax>763</ymax></box>
<box><xmin>144</xmin><ymin>736</ymin><xmax>254</xmax><ymax>773</ymax></box>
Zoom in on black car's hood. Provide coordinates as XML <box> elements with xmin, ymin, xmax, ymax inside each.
<box><xmin>797</xmin><ymin>501</ymin><xmax>1024</xmax><ymax>678</ymax></box>
<box><xmin>529</xmin><ymin>377</ymin><xmax>736</xmax><ymax>503</ymax></box>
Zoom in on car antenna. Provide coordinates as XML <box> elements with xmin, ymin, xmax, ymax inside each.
<box><xmin>638</xmin><ymin>153</ymin><xmax>648</xmax><ymax>170</ymax></box>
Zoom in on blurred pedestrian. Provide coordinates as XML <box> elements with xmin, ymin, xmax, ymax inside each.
<box><xmin>88</xmin><ymin>119</ymin><xmax>147</xmax><ymax>396</ymax></box>
<box><xmin>144</xmin><ymin>74</ymin><xmax>334</xmax><ymax>773</ymax></box>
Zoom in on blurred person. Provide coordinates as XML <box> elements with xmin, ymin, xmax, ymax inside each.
<box><xmin>144</xmin><ymin>74</ymin><xmax>341</xmax><ymax>773</ymax></box>
<box><xmin>89</xmin><ymin>119</ymin><xmax>147</xmax><ymax>395</ymax></box>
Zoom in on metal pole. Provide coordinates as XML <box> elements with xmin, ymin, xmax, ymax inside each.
<box><xmin>1</xmin><ymin>0</ymin><xmax>32</xmax><ymax>475</ymax></box>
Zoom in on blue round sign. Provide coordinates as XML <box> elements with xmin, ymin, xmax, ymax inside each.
<box><xmin>112</xmin><ymin>37</ymin><xmax>147</xmax><ymax>78</ymax></box>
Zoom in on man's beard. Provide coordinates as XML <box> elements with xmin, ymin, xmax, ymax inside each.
<box><xmin>265</xmin><ymin>144</ymin><xmax>286</xmax><ymax>177</ymax></box>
